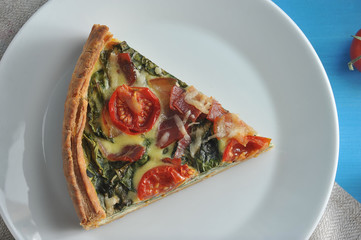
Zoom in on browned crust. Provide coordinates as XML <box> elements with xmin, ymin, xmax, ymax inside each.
<box><xmin>62</xmin><ymin>24</ymin><xmax>113</xmax><ymax>229</ymax></box>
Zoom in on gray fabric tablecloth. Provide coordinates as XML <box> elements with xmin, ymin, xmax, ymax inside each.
<box><xmin>1</xmin><ymin>0</ymin><xmax>361</xmax><ymax>239</ymax></box>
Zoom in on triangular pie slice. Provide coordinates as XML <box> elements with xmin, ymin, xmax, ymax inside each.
<box><xmin>62</xmin><ymin>24</ymin><xmax>272</xmax><ymax>229</ymax></box>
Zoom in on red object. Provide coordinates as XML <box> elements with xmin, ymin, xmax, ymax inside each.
<box><xmin>156</xmin><ymin>115</ymin><xmax>185</xmax><ymax>148</ymax></box>
<box><xmin>173</xmin><ymin>136</ymin><xmax>192</xmax><ymax>158</ymax></box>
<box><xmin>178</xmin><ymin>164</ymin><xmax>194</xmax><ymax>178</ymax></box>
<box><xmin>148</xmin><ymin>78</ymin><xmax>177</xmax><ymax>115</ymax></box>
<box><xmin>160</xmin><ymin>158</ymin><xmax>193</xmax><ymax>179</ymax></box>
<box><xmin>222</xmin><ymin>136</ymin><xmax>271</xmax><ymax>162</ymax></box>
<box><xmin>108</xmin><ymin>85</ymin><xmax>160</xmax><ymax>135</ymax></box>
<box><xmin>107</xmin><ymin>145</ymin><xmax>146</xmax><ymax>162</ymax></box>
<box><xmin>169</xmin><ymin>86</ymin><xmax>202</xmax><ymax>122</ymax></box>
<box><xmin>206</xmin><ymin>99</ymin><xmax>228</xmax><ymax>121</ymax></box>
<box><xmin>137</xmin><ymin>165</ymin><xmax>189</xmax><ymax>201</ymax></box>
<box><xmin>117</xmin><ymin>53</ymin><xmax>136</xmax><ymax>85</ymax></box>
<box><xmin>162</xmin><ymin>157</ymin><xmax>182</xmax><ymax>166</ymax></box>
<box><xmin>213</xmin><ymin>112</ymin><xmax>254</xmax><ymax>146</ymax></box>
<box><xmin>169</xmin><ymin>86</ymin><xmax>185</xmax><ymax>110</ymax></box>
<box><xmin>101</xmin><ymin>106</ymin><xmax>122</xmax><ymax>138</ymax></box>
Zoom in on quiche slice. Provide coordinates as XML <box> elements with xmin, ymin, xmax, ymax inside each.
<box><xmin>62</xmin><ymin>24</ymin><xmax>272</xmax><ymax>229</ymax></box>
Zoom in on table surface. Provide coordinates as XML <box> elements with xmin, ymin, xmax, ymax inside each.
<box><xmin>273</xmin><ymin>0</ymin><xmax>361</xmax><ymax>202</ymax></box>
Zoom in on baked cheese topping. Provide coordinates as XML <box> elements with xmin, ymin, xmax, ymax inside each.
<box><xmin>82</xmin><ymin>40</ymin><xmax>271</xmax><ymax>216</ymax></box>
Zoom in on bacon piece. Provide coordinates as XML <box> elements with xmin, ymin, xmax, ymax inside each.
<box><xmin>169</xmin><ymin>86</ymin><xmax>185</xmax><ymax>110</ymax></box>
<box><xmin>106</xmin><ymin>144</ymin><xmax>145</xmax><ymax>162</ymax></box>
<box><xmin>173</xmin><ymin>136</ymin><xmax>192</xmax><ymax>159</ymax></box>
<box><xmin>101</xmin><ymin>106</ymin><xmax>122</xmax><ymax>138</ymax></box>
<box><xmin>156</xmin><ymin>116</ymin><xmax>185</xmax><ymax>148</ymax></box>
<box><xmin>170</xmin><ymin>86</ymin><xmax>201</xmax><ymax>122</ymax></box>
<box><xmin>206</xmin><ymin>99</ymin><xmax>228</xmax><ymax>121</ymax></box>
<box><xmin>117</xmin><ymin>53</ymin><xmax>136</xmax><ymax>86</ymax></box>
<box><xmin>149</xmin><ymin>78</ymin><xmax>177</xmax><ymax>115</ymax></box>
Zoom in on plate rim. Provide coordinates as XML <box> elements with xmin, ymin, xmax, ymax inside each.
<box><xmin>268</xmin><ymin>1</ymin><xmax>339</xmax><ymax>237</ymax></box>
<box><xmin>0</xmin><ymin>0</ymin><xmax>340</xmax><ymax>239</ymax></box>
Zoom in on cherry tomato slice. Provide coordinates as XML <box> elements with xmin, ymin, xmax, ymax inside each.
<box><xmin>108</xmin><ymin>85</ymin><xmax>161</xmax><ymax>135</ymax></box>
<box><xmin>162</xmin><ymin>157</ymin><xmax>182</xmax><ymax>166</ymax></box>
<box><xmin>137</xmin><ymin>165</ymin><xmax>185</xmax><ymax>201</ymax></box>
<box><xmin>222</xmin><ymin>136</ymin><xmax>271</xmax><ymax>162</ymax></box>
<box><xmin>137</xmin><ymin>164</ymin><xmax>194</xmax><ymax>201</ymax></box>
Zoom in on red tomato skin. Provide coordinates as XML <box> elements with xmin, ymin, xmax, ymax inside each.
<box><xmin>137</xmin><ymin>164</ymin><xmax>195</xmax><ymax>201</ymax></box>
<box><xmin>108</xmin><ymin>85</ymin><xmax>161</xmax><ymax>135</ymax></box>
<box><xmin>350</xmin><ymin>29</ymin><xmax>361</xmax><ymax>72</ymax></box>
<box><xmin>137</xmin><ymin>166</ymin><xmax>185</xmax><ymax>201</ymax></box>
<box><xmin>222</xmin><ymin>136</ymin><xmax>271</xmax><ymax>162</ymax></box>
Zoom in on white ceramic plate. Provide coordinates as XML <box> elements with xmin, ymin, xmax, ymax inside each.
<box><xmin>0</xmin><ymin>0</ymin><xmax>338</xmax><ymax>239</ymax></box>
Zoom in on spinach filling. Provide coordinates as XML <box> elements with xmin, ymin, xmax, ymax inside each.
<box><xmin>83</xmin><ymin>41</ymin><xmax>222</xmax><ymax>214</ymax></box>
<box><xmin>101</xmin><ymin>41</ymin><xmax>187</xmax><ymax>88</ymax></box>
<box><xmin>83</xmin><ymin>131</ymin><xmax>153</xmax><ymax>213</ymax></box>
<box><xmin>83</xmin><ymin>133</ymin><xmax>133</xmax><ymax>211</ymax></box>
<box><xmin>87</xmin><ymin>69</ymin><xmax>112</xmax><ymax>141</ymax></box>
<box><xmin>178</xmin><ymin>120</ymin><xmax>222</xmax><ymax>173</ymax></box>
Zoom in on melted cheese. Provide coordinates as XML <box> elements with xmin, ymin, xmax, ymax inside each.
<box><xmin>158</xmin><ymin>131</ymin><xmax>170</xmax><ymax>148</ymax></box>
<box><xmin>132</xmin><ymin>140</ymin><xmax>174</xmax><ymax>183</ymax></box>
<box><xmin>133</xmin><ymin>69</ymin><xmax>148</xmax><ymax>87</ymax></box>
<box><xmin>92</xmin><ymin>60</ymin><xmax>103</xmax><ymax>74</ymax></box>
<box><xmin>215</xmin><ymin>113</ymin><xmax>255</xmax><ymax>144</ymax></box>
<box><xmin>184</xmin><ymin>86</ymin><xmax>212</xmax><ymax>114</ymax></box>
<box><xmin>98</xmin><ymin>111</ymin><xmax>174</xmax><ymax>203</ymax></box>
<box><xmin>87</xmin><ymin>43</ymin><xmax>197</xmax><ymax>208</ymax></box>
<box><xmin>105</xmin><ymin>194</ymin><xmax>120</xmax><ymax>215</ymax></box>
<box><xmin>98</xmin><ymin>134</ymin><xmax>144</xmax><ymax>154</ymax></box>
<box><xmin>189</xmin><ymin>125</ymin><xmax>206</xmax><ymax>157</ymax></box>
<box><xmin>218</xmin><ymin>138</ymin><xmax>228</xmax><ymax>154</ymax></box>
<box><xmin>132</xmin><ymin>156</ymin><xmax>163</xmax><ymax>189</ymax></box>
<box><xmin>174</xmin><ymin>115</ymin><xmax>190</xmax><ymax>141</ymax></box>
<box><xmin>108</xmin><ymin>52</ymin><xmax>128</xmax><ymax>89</ymax></box>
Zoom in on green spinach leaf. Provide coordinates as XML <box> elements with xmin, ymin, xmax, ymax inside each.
<box><xmin>87</xmin><ymin>70</ymin><xmax>112</xmax><ymax>141</ymax></box>
<box><xmin>182</xmin><ymin>121</ymin><xmax>221</xmax><ymax>173</ymax></box>
<box><xmin>117</xmin><ymin>164</ymin><xmax>135</xmax><ymax>192</ymax></box>
<box><xmin>83</xmin><ymin>132</ymin><xmax>132</xmax><ymax>211</ymax></box>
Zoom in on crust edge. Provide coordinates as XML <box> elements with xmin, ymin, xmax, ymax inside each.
<box><xmin>62</xmin><ymin>24</ymin><xmax>113</xmax><ymax>229</ymax></box>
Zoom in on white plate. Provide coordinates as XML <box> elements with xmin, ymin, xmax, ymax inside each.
<box><xmin>0</xmin><ymin>0</ymin><xmax>338</xmax><ymax>239</ymax></box>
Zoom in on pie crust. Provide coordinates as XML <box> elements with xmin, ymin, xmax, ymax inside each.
<box><xmin>62</xmin><ymin>24</ymin><xmax>112</xmax><ymax>229</ymax></box>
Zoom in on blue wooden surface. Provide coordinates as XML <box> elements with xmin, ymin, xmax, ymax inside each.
<box><xmin>272</xmin><ymin>0</ymin><xmax>361</xmax><ymax>202</ymax></box>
